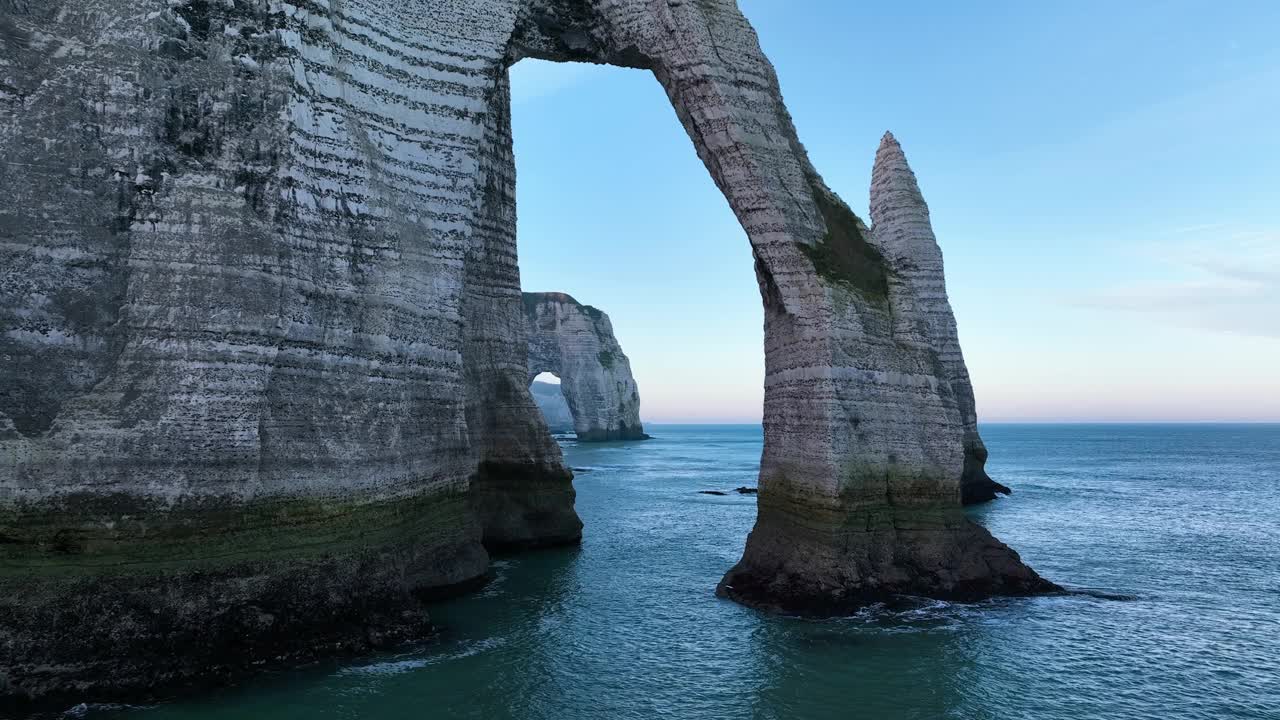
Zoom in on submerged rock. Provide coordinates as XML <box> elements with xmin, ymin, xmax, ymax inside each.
<box><xmin>0</xmin><ymin>0</ymin><xmax>1051</xmax><ymax>703</ymax></box>
<box><xmin>699</xmin><ymin>491</ymin><xmax>729</xmax><ymax>496</ymax></box>
<box><xmin>524</xmin><ymin>292</ymin><xmax>648</xmax><ymax>442</ymax></box>
<box><xmin>736</xmin><ymin>487</ymin><xmax>759</xmax><ymax>495</ymax></box>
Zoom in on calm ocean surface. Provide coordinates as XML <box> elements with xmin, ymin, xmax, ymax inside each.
<box><xmin>86</xmin><ymin>424</ymin><xmax>1279</xmax><ymax>720</ymax></box>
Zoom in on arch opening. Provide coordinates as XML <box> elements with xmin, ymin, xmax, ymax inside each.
<box><xmin>509</xmin><ymin>50</ymin><xmax>768</xmax><ymax>432</ymax></box>
<box><xmin>529</xmin><ymin>372</ymin><xmax>574</xmax><ymax>434</ymax></box>
<box><xmin>0</xmin><ymin>2</ymin><xmax>1061</xmax><ymax>699</ymax></box>
<box><xmin>474</xmin><ymin>0</ymin><xmax>1056</xmax><ymax>613</ymax></box>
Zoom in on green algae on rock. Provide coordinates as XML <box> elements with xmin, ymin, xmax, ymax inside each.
<box><xmin>0</xmin><ymin>0</ymin><xmax>1051</xmax><ymax>704</ymax></box>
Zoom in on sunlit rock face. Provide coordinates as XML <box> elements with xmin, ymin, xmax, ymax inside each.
<box><xmin>866</xmin><ymin>133</ymin><xmax>1012</xmax><ymax>506</ymax></box>
<box><xmin>0</xmin><ymin>0</ymin><xmax>1050</xmax><ymax>702</ymax></box>
<box><xmin>524</xmin><ymin>292</ymin><xmax>646</xmax><ymax>442</ymax></box>
<box><xmin>716</xmin><ymin>130</ymin><xmax>1055</xmax><ymax>613</ymax></box>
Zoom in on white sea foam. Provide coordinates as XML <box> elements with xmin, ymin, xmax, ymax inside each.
<box><xmin>336</xmin><ymin>637</ymin><xmax>508</xmax><ymax>677</ymax></box>
<box><xmin>63</xmin><ymin>702</ymin><xmax>154</xmax><ymax>717</ymax></box>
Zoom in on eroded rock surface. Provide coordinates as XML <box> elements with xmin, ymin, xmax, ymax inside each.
<box><xmin>0</xmin><ymin>0</ymin><xmax>584</xmax><ymax>703</ymax></box>
<box><xmin>0</xmin><ymin>0</ymin><xmax>1051</xmax><ymax>703</ymax></box>
<box><xmin>867</xmin><ymin>133</ymin><xmax>1012</xmax><ymax>505</ymax></box>
<box><xmin>524</xmin><ymin>292</ymin><xmax>646</xmax><ymax>442</ymax></box>
<box><xmin>711</xmin><ymin>131</ymin><xmax>1049</xmax><ymax>607</ymax></box>
<box><xmin>716</xmin><ymin>132</ymin><xmax>1055</xmax><ymax>613</ymax></box>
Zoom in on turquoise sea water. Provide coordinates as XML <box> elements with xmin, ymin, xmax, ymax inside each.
<box><xmin>86</xmin><ymin>424</ymin><xmax>1279</xmax><ymax>720</ymax></box>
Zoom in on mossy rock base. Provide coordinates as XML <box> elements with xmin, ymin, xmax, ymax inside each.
<box><xmin>718</xmin><ymin>500</ymin><xmax>1060</xmax><ymax>616</ymax></box>
<box><xmin>0</xmin><ymin>535</ymin><xmax>486</xmax><ymax>708</ymax></box>
<box><xmin>0</xmin><ymin>488</ymin><xmax>491</xmax><ymax>706</ymax></box>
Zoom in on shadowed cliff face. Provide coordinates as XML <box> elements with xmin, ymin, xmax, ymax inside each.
<box><xmin>0</xmin><ymin>0</ymin><xmax>1051</xmax><ymax>704</ymax></box>
<box><xmin>523</xmin><ymin>292</ymin><xmax>647</xmax><ymax>442</ymax></box>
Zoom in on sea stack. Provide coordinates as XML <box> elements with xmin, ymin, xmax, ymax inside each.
<box><xmin>716</xmin><ymin>132</ymin><xmax>1055</xmax><ymax>612</ymax></box>
<box><xmin>867</xmin><ymin>133</ymin><xmax>1012</xmax><ymax>505</ymax></box>
<box><xmin>523</xmin><ymin>292</ymin><xmax>647</xmax><ymax>442</ymax></box>
<box><xmin>0</xmin><ymin>0</ymin><xmax>1050</xmax><ymax>703</ymax></box>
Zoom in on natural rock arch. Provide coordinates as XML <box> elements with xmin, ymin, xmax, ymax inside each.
<box><xmin>0</xmin><ymin>0</ymin><xmax>1054</xmax><ymax>701</ymax></box>
<box><xmin>530</xmin><ymin>376</ymin><xmax>576</xmax><ymax>431</ymax></box>
<box><xmin>523</xmin><ymin>292</ymin><xmax>647</xmax><ymax>442</ymax></box>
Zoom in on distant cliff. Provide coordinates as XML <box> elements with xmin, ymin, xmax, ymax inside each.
<box><xmin>523</xmin><ymin>293</ymin><xmax>647</xmax><ymax>442</ymax></box>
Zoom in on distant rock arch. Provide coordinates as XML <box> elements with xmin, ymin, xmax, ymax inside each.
<box><xmin>523</xmin><ymin>293</ymin><xmax>647</xmax><ymax>442</ymax></box>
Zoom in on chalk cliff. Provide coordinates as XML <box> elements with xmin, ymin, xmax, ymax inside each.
<box><xmin>0</xmin><ymin>0</ymin><xmax>1051</xmax><ymax>702</ymax></box>
<box><xmin>715</xmin><ymin>130</ymin><xmax>1054</xmax><ymax>613</ymax></box>
<box><xmin>524</xmin><ymin>292</ymin><xmax>646</xmax><ymax>442</ymax></box>
<box><xmin>866</xmin><ymin>133</ymin><xmax>1012</xmax><ymax>505</ymax></box>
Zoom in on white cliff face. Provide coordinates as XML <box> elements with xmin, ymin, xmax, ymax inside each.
<box><xmin>717</xmin><ymin>129</ymin><xmax>1054</xmax><ymax>612</ymax></box>
<box><xmin>0</xmin><ymin>0</ymin><xmax>1051</xmax><ymax>700</ymax></box>
<box><xmin>524</xmin><ymin>293</ymin><xmax>646</xmax><ymax>442</ymax></box>
<box><xmin>867</xmin><ymin>133</ymin><xmax>1011</xmax><ymax>505</ymax></box>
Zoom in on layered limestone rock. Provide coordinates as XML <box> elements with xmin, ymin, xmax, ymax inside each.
<box><xmin>716</xmin><ymin>131</ymin><xmax>1054</xmax><ymax>613</ymax></box>
<box><xmin>0</xmin><ymin>0</ymin><xmax>1051</xmax><ymax>702</ymax></box>
<box><xmin>523</xmin><ymin>292</ymin><xmax>647</xmax><ymax>442</ymax></box>
<box><xmin>0</xmin><ymin>0</ymin><xmax>582</xmax><ymax>703</ymax></box>
<box><xmin>866</xmin><ymin>133</ymin><xmax>1012</xmax><ymax>505</ymax></box>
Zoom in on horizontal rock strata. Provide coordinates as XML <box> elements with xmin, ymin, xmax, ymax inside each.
<box><xmin>0</xmin><ymin>0</ymin><xmax>1051</xmax><ymax>703</ymax></box>
<box><xmin>0</xmin><ymin>0</ymin><xmax>582</xmax><ymax>703</ymax></box>
<box><xmin>717</xmin><ymin>133</ymin><xmax>1055</xmax><ymax>612</ymax></box>
<box><xmin>866</xmin><ymin>133</ymin><xmax>1012</xmax><ymax>505</ymax></box>
<box><xmin>523</xmin><ymin>292</ymin><xmax>647</xmax><ymax>442</ymax></box>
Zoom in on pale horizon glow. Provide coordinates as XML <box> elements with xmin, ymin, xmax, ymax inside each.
<box><xmin>512</xmin><ymin>1</ymin><xmax>1279</xmax><ymax>424</ymax></box>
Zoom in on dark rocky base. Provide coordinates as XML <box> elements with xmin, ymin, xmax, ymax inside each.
<box><xmin>717</xmin><ymin>505</ymin><xmax>1060</xmax><ymax>616</ymax></box>
<box><xmin>0</xmin><ymin>462</ymin><xmax>585</xmax><ymax>708</ymax></box>
<box><xmin>717</xmin><ymin>564</ymin><xmax>1060</xmax><ymax>616</ymax></box>
<box><xmin>0</xmin><ymin>487</ymin><xmax>497</xmax><ymax>708</ymax></box>
<box><xmin>1</xmin><ymin>607</ymin><xmax>433</xmax><ymax>718</ymax></box>
<box><xmin>470</xmin><ymin>461</ymin><xmax>584</xmax><ymax>552</ymax></box>
<box><xmin>961</xmin><ymin>476</ymin><xmax>1013</xmax><ymax>505</ymax></box>
<box><xmin>574</xmin><ymin>429</ymin><xmax>651</xmax><ymax>442</ymax></box>
<box><xmin>960</xmin><ymin>444</ymin><xmax>1012</xmax><ymax>505</ymax></box>
<box><xmin>0</xmin><ymin>548</ymin><xmax>476</xmax><ymax>709</ymax></box>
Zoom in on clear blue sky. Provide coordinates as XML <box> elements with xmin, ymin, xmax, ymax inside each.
<box><xmin>513</xmin><ymin>0</ymin><xmax>1280</xmax><ymax>423</ymax></box>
